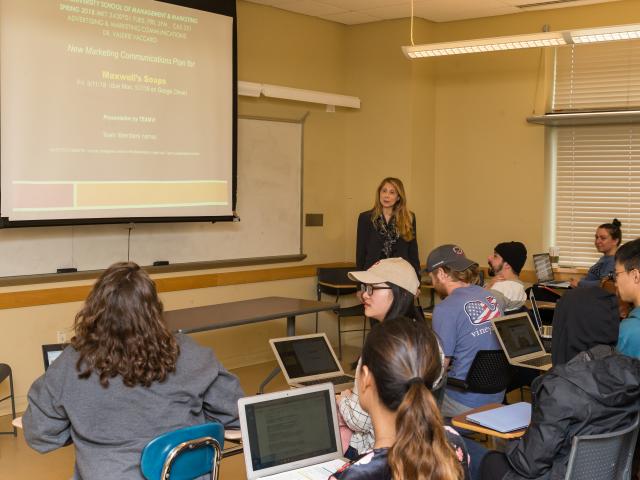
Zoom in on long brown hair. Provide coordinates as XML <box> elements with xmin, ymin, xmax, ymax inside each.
<box><xmin>371</xmin><ymin>177</ymin><xmax>415</xmax><ymax>241</ymax></box>
<box><xmin>361</xmin><ymin>317</ymin><xmax>462</xmax><ymax>480</ymax></box>
<box><xmin>71</xmin><ymin>262</ymin><xmax>179</xmax><ymax>388</ymax></box>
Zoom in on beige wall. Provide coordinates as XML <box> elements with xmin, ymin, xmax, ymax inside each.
<box><xmin>3</xmin><ymin>0</ymin><xmax>640</xmax><ymax>414</ymax></box>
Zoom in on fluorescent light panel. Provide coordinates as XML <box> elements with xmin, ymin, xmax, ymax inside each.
<box><xmin>403</xmin><ymin>23</ymin><xmax>640</xmax><ymax>59</ymax></box>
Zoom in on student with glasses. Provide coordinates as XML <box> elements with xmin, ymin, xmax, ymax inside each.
<box><xmin>335</xmin><ymin>258</ymin><xmax>445</xmax><ymax>459</ymax></box>
<box><xmin>613</xmin><ymin>238</ymin><xmax>640</xmax><ymax>358</ymax></box>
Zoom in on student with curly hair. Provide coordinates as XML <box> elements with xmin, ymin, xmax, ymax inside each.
<box><xmin>23</xmin><ymin>262</ymin><xmax>244</xmax><ymax>479</ymax></box>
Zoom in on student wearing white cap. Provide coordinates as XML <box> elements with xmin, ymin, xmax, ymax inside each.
<box><xmin>337</xmin><ymin>258</ymin><xmax>445</xmax><ymax>458</ymax></box>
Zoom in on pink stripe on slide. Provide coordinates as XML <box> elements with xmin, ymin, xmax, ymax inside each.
<box><xmin>13</xmin><ymin>183</ymin><xmax>74</xmax><ymax>209</ymax></box>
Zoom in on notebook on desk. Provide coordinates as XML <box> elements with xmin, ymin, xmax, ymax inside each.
<box><xmin>533</xmin><ymin>253</ymin><xmax>571</xmax><ymax>288</ymax></box>
<box><xmin>491</xmin><ymin>312</ymin><xmax>552</xmax><ymax>371</ymax></box>
<box><xmin>239</xmin><ymin>384</ymin><xmax>346</xmax><ymax>480</ymax></box>
<box><xmin>269</xmin><ymin>333</ymin><xmax>354</xmax><ymax>392</ymax></box>
<box><xmin>466</xmin><ymin>402</ymin><xmax>532</xmax><ymax>433</ymax></box>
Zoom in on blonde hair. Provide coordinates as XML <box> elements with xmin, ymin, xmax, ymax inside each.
<box><xmin>371</xmin><ymin>177</ymin><xmax>414</xmax><ymax>242</ymax></box>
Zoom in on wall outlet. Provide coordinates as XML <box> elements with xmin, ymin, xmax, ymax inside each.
<box><xmin>56</xmin><ymin>331</ymin><xmax>67</xmax><ymax>343</ymax></box>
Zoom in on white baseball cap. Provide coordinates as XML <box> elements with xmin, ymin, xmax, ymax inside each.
<box><xmin>348</xmin><ymin>258</ymin><xmax>419</xmax><ymax>295</ymax></box>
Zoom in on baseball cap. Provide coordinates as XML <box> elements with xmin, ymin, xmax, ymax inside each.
<box><xmin>348</xmin><ymin>258</ymin><xmax>419</xmax><ymax>295</ymax></box>
<box><xmin>424</xmin><ymin>244</ymin><xmax>477</xmax><ymax>273</ymax></box>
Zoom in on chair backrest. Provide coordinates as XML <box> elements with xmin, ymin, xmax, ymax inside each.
<box><xmin>464</xmin><ymin>350</ymin><xmax>513</xmax><ymax>394</ymax></box>
<box><xmin>140</xmin><ymin>423</ymin><xmax>224</xmax><ymax>480</ymax></box>
<box><xmin>565</xmin><ymin>413</ymin><xmax>640</xmax><ymax>480</ymax></box>
<box><xmin>316</xmin><ymin>267</ymin><xmax>358</xmax><ymax>296</ymax></box>
<box><xmin>0</xmin><ymin>364</ymin><xmax>11</xmax><ymax>383</ymax></box>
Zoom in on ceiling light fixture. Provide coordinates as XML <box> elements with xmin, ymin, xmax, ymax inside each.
<box><xmin>402</xmin><ymin>22</ymin><xmax>640</xmax><ymax>59</ymax></box>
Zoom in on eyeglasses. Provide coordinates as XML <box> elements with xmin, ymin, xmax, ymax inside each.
<box><xmin>613</xmin><ymin>269</ymin><xmax>635</xmax><ymax>280</ymax></box>
<box><xmin>359</xmin><ymin>284</ymin><xmax>392</xmax><ymax>296</ymax></box>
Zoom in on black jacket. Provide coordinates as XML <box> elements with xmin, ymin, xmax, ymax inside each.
<box><xmin>355</xmin><ymin>210</ymin><xmax>420</xmax><ymax>276</ymax></box>
<box><xmin>504</xmin><ymin>345</ymin><xmax>640</xmax><ymax>480</ymax></box>
<box><xmin>551</xmin><ymin>286</ymin><xmax>620</xmax><ymax>366</ymax></box>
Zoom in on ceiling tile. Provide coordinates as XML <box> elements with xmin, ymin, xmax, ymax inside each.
<box><xmin>246</xmin><ymin>0</ymin><xmax>299</xmax><ymax>7</ymax></box>
<box><xmin>317</xmin><ymin>0</ymin><xmax>408</xmax><ymax>10</ymax></box>
<box><xmin>319</xmin><ymin>10</ymin><xmax>381</xmax><ymax>25</ymax></box>
<box><xmin>361</xmin><ymin>3</ymin><xmax>414</xmax><ymax>20</ymax></box>
<box><xmin>276</xmin><ymin>0</ymin><xmax>344</xmax><ymax>16</ymax></box>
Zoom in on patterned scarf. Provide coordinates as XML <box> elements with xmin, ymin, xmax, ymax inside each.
<box><xmin>374</xmin><ymin>214</ymin><xmax>400</xmax><ymax>259</ymax></box>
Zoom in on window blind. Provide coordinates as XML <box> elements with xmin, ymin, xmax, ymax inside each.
<box><xmin>551</xmin><ymin>39</ymin><xmax>640</xmax><ymax>266</ymax></box>
<box><xmin>554</xmin><ymin>125</ymin><xmax>640</xmax><ymax>266</ymax></box>
<box><xmin>553</xmin><ymin>40</ymin><xmax>640</xmax><ymax>112</ymax></box>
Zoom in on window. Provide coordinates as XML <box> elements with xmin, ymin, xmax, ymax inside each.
<box><xmin>550</xmin><ymin>40</ymin><xmax>640</xmax><ymax>266</ymax></box>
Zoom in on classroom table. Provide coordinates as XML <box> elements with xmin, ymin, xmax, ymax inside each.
<box><xmin>451</xmin><ymin>403</ymin><xmax>527</xmax><ymax>448</ymax></box>
<box><xmin>164</xmin><ymin>296</ymin><xmax>339</xmax><ymax>393</ymax></box>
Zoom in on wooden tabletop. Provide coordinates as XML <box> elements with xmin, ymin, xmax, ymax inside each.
<box><xmin>451</xmin><ymin>403</ymin><xmax>528</xmax><ymax>439</ymax></box>
<box><xmin>164</xmin><ymin>296</ymin><xmax>338</xmax><ymax>334</ymax></box>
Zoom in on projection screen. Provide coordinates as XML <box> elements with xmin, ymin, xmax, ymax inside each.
<box><xmin>0</xmin><ymin>0</ymin><xmax>236</xmax><ymax>226</ymax></box>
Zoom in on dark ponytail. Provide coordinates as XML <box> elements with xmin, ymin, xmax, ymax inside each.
<box><xmin>599</xmin><ymin>218</ymin><xmax>622</xmax><ymax>246</ymax></box>
<box><xmin>361</xmin><ymin>317</ymin><xmax>462</xmax><ymax>480</ymax></box>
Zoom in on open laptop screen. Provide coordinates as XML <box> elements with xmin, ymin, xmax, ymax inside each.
<box><xmin>273</xmin><ymin>337</ymin><xmax>340</xmax><ymax>378</ymax></box>
<box><xmin>42</xmin><ymin>343</ymin><xmax>67</xmax><ymax>371</ymax></box>
<box><xmin>494</xmin><ymin>315</ymin><xmax>541</xmax><ymax>358</ymax></box>
<box><xmin>244</xmin><ymin>388</ymin><xmax>337</xmax><ymax>472</ymax></box>
<box><xmin>533</xmin><ymin>253</ymin><xmax>554</xmax><ymax>283</ymax></box>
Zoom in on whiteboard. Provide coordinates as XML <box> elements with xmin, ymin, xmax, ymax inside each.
<box><xmin>0</xmin><ymin>117</ymin><xmax>303</xmax><ymax>277</ymax></box>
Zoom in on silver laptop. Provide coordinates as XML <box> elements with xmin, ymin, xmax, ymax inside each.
<box><xmin>239</xmin><ymin>384</ymin><xmax>347</xmax><ymax>480</ymax></box>
<box><xmin>533</xmin><ymin>253</ymin><xmax>571</xmax><ymax>288</ymax></box>
<box><xmin>491</xmin><ymin>312</ymin><xmax>552</xmax><ymax>371</ymax></box>
<box><xmin>269</xmin><ymin>333</ymin><xmax>354</xmax><ymax>392</ymax></box>
<box><xmin>42</xmin><ymin>343</ymin><xmax>67</xmax><ymax>371</ymax></box>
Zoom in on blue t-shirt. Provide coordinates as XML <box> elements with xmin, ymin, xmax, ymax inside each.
<box><xmin>617</xmin><ymin>306</ymin><xmax>640</xmax><ymax>359</ymax></box>
<box><xmin>433</xmin><ymin>284</ymin><xmax>504</xmax><ymax>408</ymax></box>
<box><xmin>578</xmin><ymin>255</ymin><xmax>615</xmax><ymax>288</ymax></box>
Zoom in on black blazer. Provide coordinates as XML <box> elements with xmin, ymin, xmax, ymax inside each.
<box><xmin>355</xmin><ymin>210</ymin><xmax>420</xmax><ymax>277</ymax></box>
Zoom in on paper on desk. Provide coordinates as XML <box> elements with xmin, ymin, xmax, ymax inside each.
<box><xmin>263</xmin><ymin>459</ymin><xmax>346</xmax><ymax>479</ymax></box>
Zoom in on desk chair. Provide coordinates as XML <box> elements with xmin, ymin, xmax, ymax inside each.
<box><xmin>447</xmin><ymin>350</ymin><xmax>513</xmax><ymax>395</ymax></box>
<box><xmin>565</xmin><ymin>413</ymin><xmax>640</xmax><ymax>480</ymax></box>
<box><xmin>0</xmin><ymin>364</ymin><xmax>16</xmax><ymax>436</ymax></box>
<box><xmin>140</xmin><ymin>423</ymin><xmax>224</xmax><ymax>480</ymax></box>
<box><xmin>316</xmin><ymin>267</ymin><xmax>367</xmax><ymax>359</ymax></box>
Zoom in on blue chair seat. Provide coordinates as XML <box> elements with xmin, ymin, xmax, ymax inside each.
<box><xmin>140</xmin><ymin>422</ymin><xmax>224</xmax><ymax>480</ymax></box>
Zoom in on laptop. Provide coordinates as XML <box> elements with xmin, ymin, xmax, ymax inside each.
<box><xmin>42</xmin><ymin>343</ymin><xmax>68</xmax><ymax>371</ymax></box>
<box><xmin>466</xmin><ymin>402</ymin><xmax>531</xmax><ymax>433</ymax></box>
<box><xmin>491</xmin><ymin>312</ymin><xmax>552</xmax><ymax>371</ymax></box>
<box><xmin>269</xmin><ymin>333</ymin><xmax>354</xmax><ymax>392</ymax></box>
<box><xmin>239</xmin><ymin>384</ymin><xmax>347</xmax><ymax>480</ymax></box>
<box><xmin>533</xmin><ymin>253</ymin><xmax>571</xmax><ymax>288</ymax></box>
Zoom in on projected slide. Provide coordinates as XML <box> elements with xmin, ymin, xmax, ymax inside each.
<box><xmin>0</xmin><ymin>0</ymin><xmax>234</xmax><ymax>222</ymax></box>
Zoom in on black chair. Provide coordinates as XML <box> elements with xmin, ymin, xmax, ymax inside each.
<box><xmin>316</xmin><ymin>267</ymin><xmax>367</xmax><ymax>359</ymax></box>
<box><xmin>447</xmin><ymin>350</ymin><xmax>513</xmax><ymax>395</ymax></box>
<box><xmin>564</xmin><ymin>413</ymin><xmax>640</xmax><ymax>480</ymax></box>
<box><xmin>0</xmin><ymin>363</ymin><xmax>17</xmax><ymax>436</ymax></box>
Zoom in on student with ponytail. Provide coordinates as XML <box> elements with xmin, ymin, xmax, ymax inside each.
<box><xmin>331</xmin><ymin>317</ymin><xmax>469</xmax><ymax>480</ymax></box>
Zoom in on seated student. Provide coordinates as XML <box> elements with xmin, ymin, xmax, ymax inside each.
<box><xmin>614</xmin><ymin>238</ymin><xmax>640</xmax><ymax>358</ymax></box>
<box><xmin>551</xmin><ymin>285</ymin><xmax>620</xmax><ymax>366</ymax></box>
<box><xmin>425</xmin><ymin>244</ymin><xmax>504</xmax><ymax>418</ymax></box>
<box><xmin>485</xmin><ymin>241</ymin><xmax>528</xmax><ymax>313</ymax></box>
<box><xmin>23</xmin><ymin>262</ymin><xmax>244</xmax><ymax>480</ymax></box>
<box><xmin>331</xmin><ymin>317</ymin><xmax>470</xmax><ymax>480</ymax></box>
<box><xmin>570</xmin><ymin>219</ymin><xmax>622</xmax><ymax>288</ymax></box>
<box><xmin>480</xmin><ymin>345</ymin><xmax>640</xmax><ymax>480</ymax></box>
<box><xmin>339</xmin><ymin>257</ymin><xmax>445</xmax><ymax>457</ymax></box>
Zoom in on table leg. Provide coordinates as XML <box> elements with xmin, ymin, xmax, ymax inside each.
<box><xmin>258</xmin><ymin>315</ymin><xmax>297</xmax><ymax>394</ymax></box>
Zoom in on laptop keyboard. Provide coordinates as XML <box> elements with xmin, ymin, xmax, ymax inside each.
<box><xmin>300</xmin><ymin>375</ymin><xmax>354</xmax><ymax>386</ymax></box>
<box><xmin>522</xmin><ymin>355</ymin><xmax>552</xmax><ymax>367</ymax></box>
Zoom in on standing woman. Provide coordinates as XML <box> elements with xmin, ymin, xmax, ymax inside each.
<box><xmin>571</xmin><ymin>219</ymin><xmax>622</xmax><ymax>287</ymax></box>
<box><xmin>331</xmin><ymin>317</ymin><xmax>469</xmax><ymax>480</ymax></box>
<box><xmin>356</xmin><ymin>177</ymin><xmax>420</xmax><ymax>277</ymax></box>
